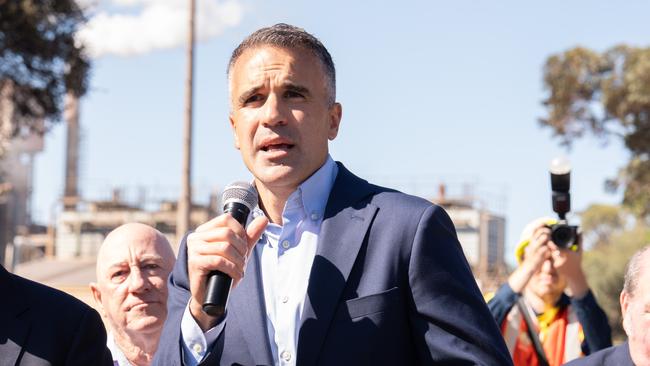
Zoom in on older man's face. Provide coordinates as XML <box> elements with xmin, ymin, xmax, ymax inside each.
<box><xmin>621</xmin><ymin>256</ymin><xmax>650</xmax><ymax>366</ymax></box>
<box><xmin>92</xmin><ymin>226</ymin><xmax>174</xmax><ymax>337</ymax></box>
<box><xmin>228</xmin><ymin>46</ymin><xmax>341</xmax><ymax>194</ymax></box>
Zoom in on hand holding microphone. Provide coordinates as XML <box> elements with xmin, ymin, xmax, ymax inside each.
<box><xmin>186</xmin><ymin>182</ymin><xmax>267</xmax><ymax>329</ymax></box>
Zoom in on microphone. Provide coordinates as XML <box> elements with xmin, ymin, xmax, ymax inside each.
<box><xmin>202</xmin><ymin>181</ymin><xmax>258</xmax><ymax>317</ymax></box>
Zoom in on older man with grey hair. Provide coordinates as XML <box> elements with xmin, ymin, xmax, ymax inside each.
<box><xmin>91</xmin><ymin>223</ymin><xmax>175</xmax><ymax>366</ymax></box>
<box><xmin>566</xmin><ymin>244</ymin><xmax>650</xmax><ymax>366</ymax></box>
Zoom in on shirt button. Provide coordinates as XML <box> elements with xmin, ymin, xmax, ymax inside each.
<box><xmin>282</xmin><ymin>295</ymin><xmax>289</xmax><ymax>303</ymax></box>
<box><xmin>310</xmin><ymin>212</ymin><xmax>320</xmax><ymax>220</ymax></box>
<box><xmin>281</xmin><ymin>350</ymin><xmax>292</xmax><ymax>362</ymax></box>
<box><xmin>281</xmin><ymin>240</ymin><xmax>290</xmax><ymax>249</ymax></box>
<box><xmin>192</xmin><ymin>343</ymin><xmax>203</xmax><ymax>354</ymax></box>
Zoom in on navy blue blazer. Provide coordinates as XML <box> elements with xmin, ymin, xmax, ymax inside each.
<box><xmin>0</xmin><ymin>265</ymin><xmax>113</xmax><ymax>366</ymax></box>
<box><xmin>564</xmin><ymin>342</ymin><xmax>634</xmax><ymax>366</ymax></box>
<box><xmin>154</xmin><ymin>164</ymin><xmax>513</xmax><ymax>365</ymax></box>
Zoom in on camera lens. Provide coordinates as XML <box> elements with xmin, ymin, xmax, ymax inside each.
<box><xmin>550</xmin><ymin>224</ymin><xmax>577</xmax><ymax>248</ymax></box>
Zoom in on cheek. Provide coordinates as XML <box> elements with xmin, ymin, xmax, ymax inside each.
<box><xmin>640</xmin><ymin>315</ymin><xmax>650</xmax><ymax>337</ymax></box>
<box><xmin>237</xmin><ymin>111</ymin><xmax>259</xmax><ymax>134</ymax></box>
<box><xmin>150</xmin><ymin>275</ymin><xmax>169</xmax><ymax>294</ymax></box>
<box><xmin>106</xmin><ymin>287</ymin><xmax>129</xmax><ymax>315</ymax></box>
<box><xmin>290</xmin><ymin>108</ymin><xmax>306</xmax><ymax>122</ymax></box>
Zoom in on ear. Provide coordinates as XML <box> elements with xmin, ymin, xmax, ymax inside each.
<box><xmin>327</xmin><ymin>102</ymin><xmax>342</xmax><ymax>140</ymax></box>
<box><xmin>620</xmin><ymin>290</ymin><xmax>631</xmax><ymax>334</ymax></box>
<box><xmin>90</xmin><ymin>282</ymin><xmax>106</xmax><ymax>318</ymax></box>
<box><xmin>230</xmin><ymin>114</ymin><xmax>241</xmax><ymax>150</ymax></box>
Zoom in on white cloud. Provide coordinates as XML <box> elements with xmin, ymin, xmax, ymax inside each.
<box><xmin>77</xmin><ymin>0</ymin><xmax>243</xmax><ymax>58</ymax></box>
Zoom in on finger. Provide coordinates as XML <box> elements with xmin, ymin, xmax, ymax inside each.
<box><xmin>535</xmin><ymin>231</ymin><xmax>551</xmax><ymax>245</ymax></box>
<box><xmin>189</xmin><ymin>228</ymin><xmax>249</xmax><ymax>259</ymax></box>
<box><xmin>532</xmin><ymin>226</ymin><xmax>552</xmax><ymax>238</ymax></box>
<box><xmin>195</xmin><ymin>214</ymin><xmax>247</xmax><ymax>237</ymax></box>
<box><xmin>190</xmin><ymin>240</ymin><xmax>246</xmax><ymax>269</ymax></box>
<box><xmin>530</xmin><ymin>233</ymin><xmax>550</xmax><ymax>250</ymax></box>
<box><xmin>195</xmin><ymin>214</ymin><xmax>228</xmax><ymax>233</ymax></box>
<box><xmin>189</xmin><ymin>226</ymin><xmax>238</xmax><ymax>243</ymax></box>
<box><xmin>246</xmin><ymin>216</ymin><xmax>269</xmax><ymax>254</ymax></box>
<box><xmin>194</xmin><ymin>255</ymin><xmax>245</xmax><ymax>280</ymax></box>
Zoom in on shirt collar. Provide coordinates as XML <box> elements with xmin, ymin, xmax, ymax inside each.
<box><xmin>252</xmin><ymin>155</ymin><xmax>338</xmax><ymax>221</ymax></box>
<box><xmin>106</xmin><ymin>333</ymin><xmax>132</xmax><ymax>366</ymax></box>
<box><xmin>294</xmin><ymin>155</ymin><xmax>338</xmax><ymax>220</ymax></box>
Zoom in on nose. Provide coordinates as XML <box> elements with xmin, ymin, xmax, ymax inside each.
<box><xmin>260</xmin><ymin>93</ymin><xmax>286</xmax><ymax>127</ymax></box>
<box><xmin>541</xmin><ymin>258</ymin><xmax>555</xmax><ymax>274</ymax></box>
<box><xmin>127</xmin><ymin>266</ymin><xmax>150</xmax><ymax>293</ymax></box>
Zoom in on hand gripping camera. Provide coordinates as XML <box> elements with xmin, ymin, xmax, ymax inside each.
<box><xmin>549</xmin><ymin>157</ymin><xmax>579</xmax><ymax>249</ymax></box>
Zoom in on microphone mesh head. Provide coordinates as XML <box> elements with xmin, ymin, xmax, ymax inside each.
<box><xmin>222</xmin><ymin>181</ymin><xmax>258</xmax><ymax>211</ymax></box>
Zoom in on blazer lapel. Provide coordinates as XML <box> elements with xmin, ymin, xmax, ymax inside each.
<box><xmin>229</xmin><ymin>250</ymin><xmax>274</xmax><ymax>366</ymax></box>
<box><xmin>296</xmin><ymin>164</ymin><xmax>377</xmax><ymax>366</ymax></box>
<box><xmin>0</xmin><ymin>267</ymin><xmax>31</xmax><ymax>366</ymax></box>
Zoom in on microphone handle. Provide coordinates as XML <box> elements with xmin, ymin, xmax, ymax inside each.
<box><xmin>202</xmin><ymin>203</ymin><xmax>250</xmax><ymax>317</ymax></box>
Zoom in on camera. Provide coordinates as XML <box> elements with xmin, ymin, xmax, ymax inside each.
<box><xmin>549</xmin><ymin>157</ymin><xmax>579</xmax><ymax>249</ymax></box>
<box><xmin>549</xmin><ymin>223</ymin><xmax>578</xmax><ymax>248</ymax></box>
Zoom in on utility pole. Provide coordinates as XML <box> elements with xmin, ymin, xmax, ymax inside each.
<box><xmin>63</xmin><ymin>91</ymin><xmax>80</xmax><ymax>211</ymax></box>
<box><xmin>177</xmin><ymin>0</ymin><xmax>195</xmax><ymax>241</ymax></box>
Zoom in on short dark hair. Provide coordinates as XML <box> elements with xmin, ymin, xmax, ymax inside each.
<box><xmin>227</xmin><ymin>23</ymin><xmax>336</xmax><ymax>105</ymax></box>
<box><xmin>623</xmin><ymin>245</ymin><xmax>650</xmax><ymax>298</ymax></box>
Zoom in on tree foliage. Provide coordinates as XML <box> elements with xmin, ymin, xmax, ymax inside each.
<box><xmin>581</xmin><ymin>204</ymin><xmax>650</xmax><ymax>341</ymax></box>
<box><xmin>540</xmin><ymin>45</ymin><xmax>650</xmax><ymax>218</ymax></box>
<box><xmin>0</xmin><ymin>0</ymin><xmax>89</xmax><ymax>136</ymax></box>
<box><xmin>581</xmin><ymin>203</ymin><xmax>626</xmax><ymax>248</ymax></box>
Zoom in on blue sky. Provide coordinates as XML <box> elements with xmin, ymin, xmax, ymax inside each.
<box><xmin>32</xmin><ymin>0</ymin><xmax>649</xmax><ymax>264</ymax></box>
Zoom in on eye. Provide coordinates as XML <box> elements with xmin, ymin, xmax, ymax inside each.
<box><xmin>284</xmin><ymin>90</ymin><xmax>304</xmax><ymax>99</ymax></box>
<box><xmin>143</xmin><ymin>263</ymin><xmax>160</xmax><ymax>270</ymax></box>
<box><xmin>110</xmin><ymin>270</ymin><xmax>127</xmax><ymax>282</ymax></box>
<box><xmin>244</xmin><ymin>94</ymin><xmax>265</xmax><ymax>105</ymax></box>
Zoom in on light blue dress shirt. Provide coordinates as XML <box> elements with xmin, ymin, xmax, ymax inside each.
<box><xmin>181</xmin><ymin>156</ymin><xmax>338</xmax><ymax>366</ymax></box>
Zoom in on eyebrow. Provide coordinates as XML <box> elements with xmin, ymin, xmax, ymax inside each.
<box><xmin>237</xmin><ymin>82</ymin><xmax>311</xmax><ymax>105</ymax></box>
<box><xmin>284</xmin><ymin>83</ymin><xmax>311</xmax><ymax>97</ymax></box>
<box><xmin>106</xmin><ymin>255</ymin><xmax>164</xmax><ymax>271</ymax></box>
<box><xmin>237</xmin><ymin>85</ymin><xmax>261</xmax><ymax>105</ymax></box>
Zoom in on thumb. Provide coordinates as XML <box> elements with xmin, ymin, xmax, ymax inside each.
<box><xmin>246</xmin><ymin>216</ymin><xmax>268</xmax><ymax>252</ymax></box>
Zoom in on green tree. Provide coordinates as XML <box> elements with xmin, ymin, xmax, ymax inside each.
<box><xmin>540</xmin><ymin>45</ymin><xmax>650</xmax><ymax>218</ymax></box>
<box><xmin>581</xmin><ymin>204</ymin><xmax>650</xmax><ymax>341</ymax></box>
<box><xmin>0</xmin><ymin>0</ymin><xmax>89</xmax><ymax>136</ymax></box>
<box><xmin>581</xmin><ymin>203</ymin><xmax>625</xmax><ymax>248</ymax></box>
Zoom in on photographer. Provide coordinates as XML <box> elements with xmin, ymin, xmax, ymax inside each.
<box><xmin>487</xmin><ymin>217</ymin><xmax>611</xmax><ymax>366</ymax></box>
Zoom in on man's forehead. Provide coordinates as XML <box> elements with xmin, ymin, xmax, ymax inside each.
<box><xmin>98</xmin><ymin>235</ymin><xmax>160</xmax><ymax>269</ymax></box>
<box><xmin>231</xmin><ymin>46</ymin><xmax>320</xmax><ymax>81</ymax></box>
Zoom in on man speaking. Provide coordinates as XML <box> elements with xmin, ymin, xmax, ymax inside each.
<box><xmin>154</xmin><ymin>23</ymin><xmax>511</xmax><ymax>366</ymax></box>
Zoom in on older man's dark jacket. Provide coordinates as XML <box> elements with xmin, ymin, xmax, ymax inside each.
<box><xmin>564</xmin><ymin>342</ymin><xmax>635</xmax><ymax>366</ymax></box>
<box><xmin>0</xmin><ymin>265</ymin><xmax>112</xmax><ymax>366</ymax></box>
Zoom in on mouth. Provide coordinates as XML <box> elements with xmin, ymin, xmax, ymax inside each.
<box><xmin>539</xmin><ymin>276</ymin><xmax>557</xmax><ymax>284</ymax></box>
<box><xmin>127</xmin><ymin>301</ymin><xmax>159</xmax><ymax>311</ymax></box>
<box><xmin>261</xmin><ymin>143</ymin><xmax>294</xmax><ymax>152</ymax></box>
<box><xmin>259</xmin><ymin>138</ymin><xmax>295</xmax><ymax>153</ymax></box>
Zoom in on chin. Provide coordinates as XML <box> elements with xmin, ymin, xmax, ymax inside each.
<box><xmin>127</xmin><ymin>316</ymin><xmax>164</xmax><ymax>333</ymax></box>
<box><xmin>255</xmin><ymin>166</ymin><xmax>302</xmax><ymax>187</ymax></box>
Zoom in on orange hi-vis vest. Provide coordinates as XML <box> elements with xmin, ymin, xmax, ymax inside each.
<box><xmin>501</xmin><ymin>301</ymin><xmax>584</xmax><ymax>366</ymax></box>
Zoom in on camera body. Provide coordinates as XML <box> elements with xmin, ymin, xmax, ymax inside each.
<box><xmin>550</xmin><ymin>161</ymin><xmax>579</xmax><ymax>249</ymax></box>
<box><xmin>549</xmin><ymin>222</ymin><xmax>579</xmax><ymax>248</ymax></box>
